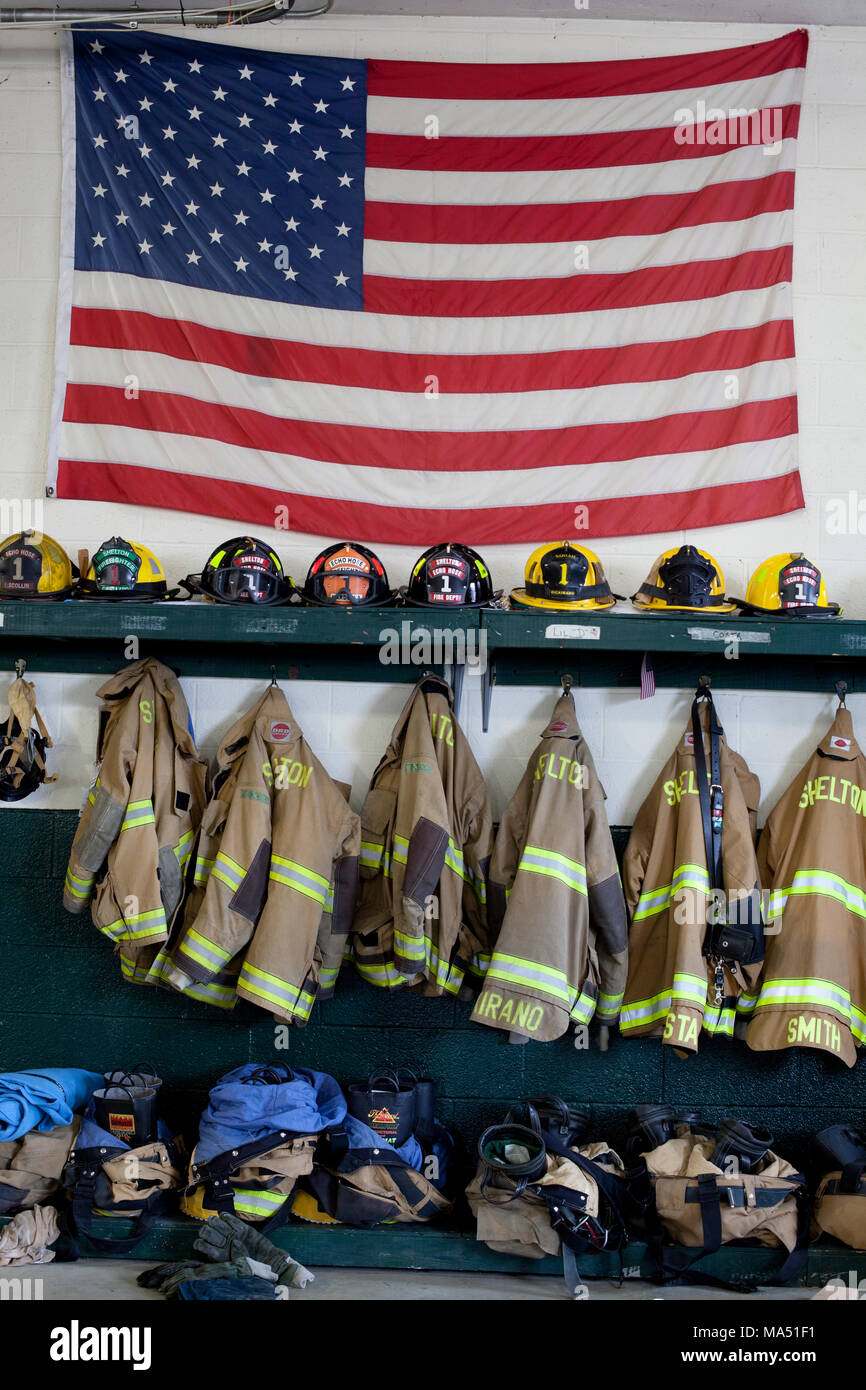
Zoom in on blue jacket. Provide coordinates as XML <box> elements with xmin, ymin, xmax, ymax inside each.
<box><xmin>0</xmin><ymin>1068</ymin><xmax>102</xmax><ymax>1141</ymax></box>
<box><xmin>197</xmin><ymin>1065</ymin><xmax>347</xmax><ymax>1163</ymax></box>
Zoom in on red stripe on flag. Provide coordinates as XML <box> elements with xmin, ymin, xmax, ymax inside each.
<box><xmin>366</xmin><ymin>31</ymin><xmax>808</xmax><ymax>101</ymax></box>
<box><xmin>365</xmin><ymin>173</ymin><xmax>796</xmax><ymax>245</ymax></box>
<box><xmin>62</xmin><ymin>385</ymin><xmax>797</xmax><ymax>473</ymax></box>
<box><xmin>70</xmin><ymin>307</ymin><xmax>794</xmax><ymax>395</ymax></box>
<box><xmin>55</xmin><ymin>460</ymin><xmax>805</xmax><ymax>546</ymax></box>
<box><xmin>366</xmin><ymin>107</ymin><xmax>800</xmax><ymax>174</ymax></box>
<box><xmin>363</xmin><ymin>246</ymin><xmax>793</xmax><ymax>318</ymax></box>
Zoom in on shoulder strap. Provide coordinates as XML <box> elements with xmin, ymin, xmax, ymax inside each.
<box><xmin>691</xmin><ymin>685</ymin><xmax>723</xmax><ymax>900</ymax></box>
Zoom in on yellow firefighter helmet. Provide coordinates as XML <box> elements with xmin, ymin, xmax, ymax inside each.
<box><xmin>0</xmin><ymin>530</ymin><xmax>76</xmax><ymax>600</ymax></box>
<box><xmin>632</xmin><ymin>544</ymin><xmax>736</xmax><ymax>614</ymax></box>
<box><xmin>78</xmin><ymin>537</ymin><xmax>170</xmax><ymax>600</ymax></box>
<box><xmin>738</xmin><ymin>553</ymin><xmax>840</xmax><ymax>618</ymax></box>
<box><xmin>510</xmin><ymin>542</ymin><xmax>617</xmax><ymax>611</ymax></box>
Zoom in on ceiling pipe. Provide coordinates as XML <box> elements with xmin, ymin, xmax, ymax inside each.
<box><xmin>0</xmin><ymin>0</ymin><xmax>332</xmax><ymax>24</ymax></box>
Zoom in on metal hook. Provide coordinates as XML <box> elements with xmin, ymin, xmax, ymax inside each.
<box><xmin>270</xmin><ymin>666</ymin><xmax>278</xmax><ymax>687</ymax></box>
<box><xmin>561</xmin><ymin>673</ymin><xmax>573</xmax><ymax>694</ymax></box>
<box><xmin>836</xmin><ymin>680</ymin><xmax>848</xmax><ymax>708</ymax></box>
<box><xmin>698</xmin><ymin>673</ymin><xmax>711</xmax><ymax>689</ymax></box>
<box><xmin>14</xmin><ymin>658</ymin><xmax>26</xmax><ymax>679</ymax></box>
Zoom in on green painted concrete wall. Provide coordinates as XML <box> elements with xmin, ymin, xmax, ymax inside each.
<box><xmin>2</xmin><ymin>812</ymin><xmax>863</xmax><ymax>1186</ymax></box>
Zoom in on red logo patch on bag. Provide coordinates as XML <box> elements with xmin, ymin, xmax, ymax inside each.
<box><xmin>270</xmin><ymin>722</ymin><xmax>291</xmax><ymax>741</ymax></box>
<box><xmin>107</xmin><ymin>1112</ymin><xmax>135</xmax><ymax>1138</ymax></box>
<box><xmin>368</xmin><ymin>1107</ymin><xmax>399</xmax><ymax>1142</ymax></box>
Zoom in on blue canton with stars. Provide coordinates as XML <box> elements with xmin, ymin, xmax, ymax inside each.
<box><xmin>73</xmin><ymin>30</ymin><xmax>366</xmax><ymax>310</ymax></box>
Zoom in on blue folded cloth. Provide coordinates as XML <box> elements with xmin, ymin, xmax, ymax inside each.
<box><xmin>0</xmin><ymin>1068</ymin><xmax>103</xmax><ymax>1141</ymax></box>
<box><xmin>178</xmin><ymin>1277</ymin><xmax>277</xmax><ymax>1301</ymax></box>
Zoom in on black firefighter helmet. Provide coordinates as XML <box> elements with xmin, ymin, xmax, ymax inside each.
<box><xmin>405</xmin><ymin>543</ymin><xmax>494</xmax><ymax>608</ymax></box>
<box><xmin>184</xmin><ymin>536</ymin><xmax>290</xmax><ymax>606</ymax></box>
<box><xmin>302</xmin><ymin>542</ymin><xmax>394</xmax><ymax>606</ymax></box>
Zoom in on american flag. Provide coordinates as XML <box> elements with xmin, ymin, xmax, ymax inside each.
<box><xmin>50</xmin><ymin>28</ymin><xmax>807</xmax><ymax>544</ymax></box>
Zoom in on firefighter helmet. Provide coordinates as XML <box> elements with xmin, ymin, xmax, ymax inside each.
<box><xmin>184</xmin><ymin>536</ymin><xmax>290</xmax><ymax>606</ymax></box>
<box><xmin>0</xmin><ymin>531</ymin><xmax>76</xmax><ymax>600</ymax></box>
<box><xmin>302</xmin><ymin>542</ymin><xmax>394</xmax><ymax>607</ymax></box>
<box><xmin>736</xmin><ymin>553</ymin><xmax>840</xmax><ymax>618</ymax></box>
<box><xmin>511</xmin><ymin>542</ymin><xmax>616</xmax><ymax>611</ymax></box>
<box><xmin>78</xmin><ymin>538</ymin><xmax>170</xmax><ymax>601</ymax></box>
<box><xmin>632</xmin><ymin>545</ymin><xmax>736</xmax><ymax>614</ymax></box>
<box><xmin>405</xmin><ymin>543</ymin><xmax>494</xmax><ymax>608</ymax></box>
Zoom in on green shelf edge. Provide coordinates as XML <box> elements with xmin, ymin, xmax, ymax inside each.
<box><xmin>0</xmin><ymin>604</ymin><xmax>864</xmax><ymax>688</ymax></box>
<box><xmin>7</xmin><ymin>1212</ymin><xmax>864</xmax><ymax>1286</ymax></box>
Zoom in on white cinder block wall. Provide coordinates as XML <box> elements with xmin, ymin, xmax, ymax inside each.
<box><xmin>0</xmin><ymin>15</ymin><xmax>864</xmax><ymax>822</ymax></box>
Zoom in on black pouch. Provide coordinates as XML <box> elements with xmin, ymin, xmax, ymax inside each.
<box><xmin>346</xmin><ymin>1068</ymin><xmax>418</xmax><ymax>1147</ymax></box>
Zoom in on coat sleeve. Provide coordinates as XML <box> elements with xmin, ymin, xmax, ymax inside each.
<box><xmin>63</xmin><ymin>700</ymin><xmax>138</xmax><ymax>915</ymax></box>
<box><xmin>582</xmin><ymin>761</ymin><xmax>629</xmax><ymax>1024</ymax></box>
<box><xmin>166</xmin><ymin>770</ymin><xmax>270</xmax><ymax>988</ymax></box>
<box><xmin>316</xmin><ymin>806</ymin><xmax>360</xmax><ymax>1000</ymax></box>
<box><xmin>460</xmin><ymin>783</ymin><xmax>495</xmax><ymax>953</ymax></box>
<box><xmin>487</xmin><ymin>782</ymin><xmax>528</xmax><ymax>940</ymax></box>
<box><xmin>621</xmin><ymin>787</ymin><xmax>657</xmax><ymax>924</ymax></box>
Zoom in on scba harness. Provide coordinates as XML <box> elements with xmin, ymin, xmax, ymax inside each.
<box><xmin>625</xmin><ymin>1107</ymin><xmax>808</xmax><ymax>1289</ymax></box>
<box><xmin>469</xmin><ymin>1096</ymin><xmax>642</xmax><ymax>1295</ymax></box>
<box><xmin>63</xmin><ymin>1115</ymin><xmax>184</xmax><ymax>1254</ymax></box>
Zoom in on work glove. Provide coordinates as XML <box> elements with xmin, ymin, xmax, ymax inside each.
<box><xmin>195</xmin><ymin>1212</ymin><xmax>314</xmax><ymax>1289</ymax></box>
<box><xmin>137</xmin><ymin>1258</ymin><xmax>249</xmax><ymax>1298</ymax></box>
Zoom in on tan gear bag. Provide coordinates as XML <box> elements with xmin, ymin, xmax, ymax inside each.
<box><xmin>639</xmin><ymin>1130</ymin><xmax>808</xmax><ymax>1284</ymax></box>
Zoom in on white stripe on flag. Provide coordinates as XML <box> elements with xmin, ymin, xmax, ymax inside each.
<box><xmin>363</xmin><ymin>211</ymin><xmax>792</xmax><ymax>281</ymax></box>
<box><xmin>57</xmin><ymin>424</ymin><xmax>798</xmax><ymax>509</ymax></box>
<box><xmin>364</xmin><ymin>140</ymin><xmax>797</xmax><ymax>204</ymax></box>
<box><xmin>65</xmin><ymin>346</ymin><xmax>795</xmax><ymax>432</ymax></box>
<box><xmin>70</xmin><ymin>270</ymin><xmax>794</xmax><ymax>356</ymax></box>
<box><xmin>366</xmin><ymin>69</ymin><xmax>802</xmax><ymax>138</ymax></box>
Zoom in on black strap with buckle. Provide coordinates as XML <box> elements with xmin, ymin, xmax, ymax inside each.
<box><xmin>691</xmin><ymin>682</ymin><xmax>763</xmax><ymax>968</ymax></box>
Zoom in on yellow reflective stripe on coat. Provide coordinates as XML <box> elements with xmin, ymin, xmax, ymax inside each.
<box><xmin>174</xmin><ymin>830</ymin><xmax>196</xmax><ymax>870</ymax></box>
<box><xmin>211</xmin><ymin>851</ymin><xmax>245</xmax><ymax>892</ymax></box>
<box><xmin>65</xmin><ymin>868</ymin><xmax>95</xmax><ymax>899</ymax></box>
<box><xmin>596</xmin><ymin>988</ymin><xmax>624</xmax><ymax>1020</ymax></box>
<box><xmin>149</xmin><ymin>947</ymin><xmax>238</xmax><ymax>1009</ymax></box>
<box><xmin>269</xmin><ymin>855</ymin><xmax>329</xmax><ymax>905</ymax></box>
<box><xmin>486</xmin><ymin>952</ymin><xmax>574</xmax><ymax>1006</ymax></box>
<box><xmin>100</xmin><ymin>906</ymin><xmax>167</xmax><ymax>942</ymax></box>
<box><xmin>620</xmin><ymin>973</ymin><xmax>707</xmax><ymax>1030</ymax></box>
<box><xmin>177</xmin><ymin>926</ymin><xmax>233</xmax><ymax>973</ymax></box>
<box><xmin>120</xmin><ymin>799</ymin><xmax>156</xmax><ymax>832</ymax></box>
<box><xmin>238</xmin><ymin>960</ymin><xmax>316</xmax><ymax>1019</ymax></box>
<box><xmin>353</xmin><ymin>958</ymin><xmax>412</xmax><ymax>989</ymax></box>
<box><xmin>360</xmin><ymin>840</ymin><xmax>390</xmax><ymax>873</ymax></box>
<box><xmin>753</xmin><ymin>976</ymin><xmax>854</xmax><ymax>1020</ymax></box>
<box><xmin>393</xmin><ymin>928</ymin><xmax>464</xmax><ymax>995</ymax></box>
<box><xmin>767</xmin><ymin>869</ymin><xmax>866</xmax><ymax>923</ymax></box>
<box><xmin>394</xmin><ymin>927</ymin><xmax>426</xmax><ymax>963</ymax></box>
<box><xmin>119</xmin><ymin>953</ymin><xmax>152</xmax><ymax>984</ymax></box>
<box><xmin>231</xmin><ymin>1188</ymin><xmax>289</xmax><ymax>1218</ymax></box>
<box><xmin>633</xmin><ymin>864</ymin><xmax>711</xmax><ymax>922</ymax></box>
<box><xmin>193</xmin><ymin>855</ymin><xmax>215</xmax><ymax>887</ymax></box>
<box><xmin>702</xmin><ymin>1002</ymin><xmax>737</xmax><ymax>1036</ymax></box>
<box><xmin>570</xmin><ymin>981</ymin><xmax>598</xmax><ymax>1023</ymax></box>
<box><xmin>517</xmin><ymin>844</ymin><xmax>587</xmax><ymax>896</ymax></box>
